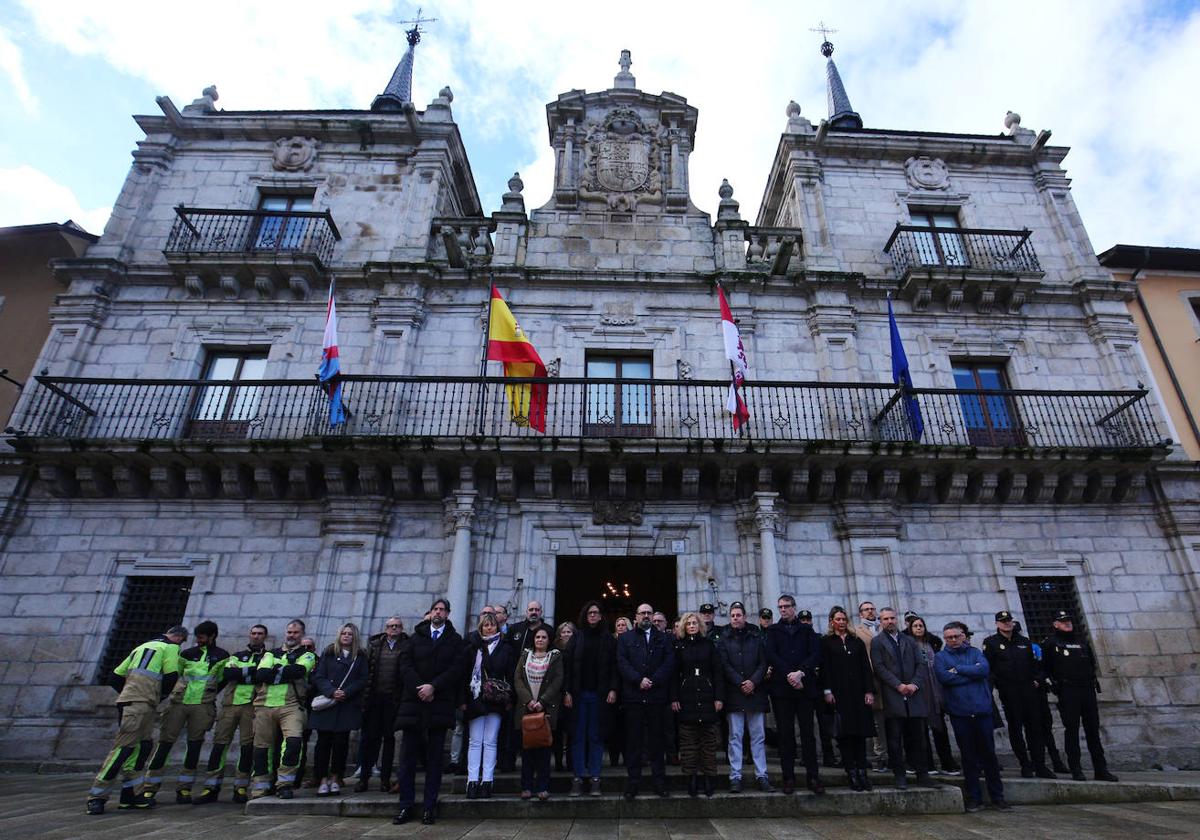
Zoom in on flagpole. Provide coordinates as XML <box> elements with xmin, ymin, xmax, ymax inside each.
<box><xmin>476</xmin><ymin>269</ymin><xmax>493</xmax><ymax>436</ymax></box>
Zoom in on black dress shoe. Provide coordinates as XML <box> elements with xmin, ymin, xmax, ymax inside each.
<box><xmin>704</xmin><ymin>776</ymin><xmax>716</xmax><ymax>798</ymax></box>
<box><xmin>653</xmin><ymin>779</ymin><xmax>669</xmax><ymax>798</ymax></box>
<box><xmin>466</xmin><ymin>781</ymin><xmax>479</xmax><ymax>799</ymax></box>
<box><xmin>806</xmin><ymin>777</ymin><xmax>826</xmax><ymax>795</ymax></box>
<box><xmin>1095</xmin><ymin>770</ymin><xmax>1119</xmax><ymax>782</ymax></box>
<box><xmin>623</xmin><ymin>783</ymin><xmax>638</xmax><ymax>801</ymax></box>
<box><xmin>687</xmin><ymin>775</ymin><xmax>699</xmax><ymax>798</ymax></box>
<box><xmin>480</xmin><ymin>781</ymin><xmax>493</xmax><ymax>799</ymax></box>
<box><xmin>354</xmin><ymin>778</ymin><xmax>370</xmax><ymax>793</ymax></box>
<box><xmin>421</xmin><ymin>812</ymin><xmax>436</xmax><ymax>825</ymax></box>
<box><xmin>393</xmin><ymin>807</ymin><xmax>414</xmax><ymax>825</ymax></box>
<box><xmin>1071</xmin><ymin>770</ymin><xmax>1087</xmax><ymax>781</ymax></box>
<box><xmin>1035</xmin><ymin>767</ymin><xmax>1057</xmax><ymax>779</ymax></box>
<box><xmin>1021</xmin><ymin>767</ymin><xmax>1035</xmax><ymax>778</ymax></box>
<box><xmin>729</xmin><ymin>778</ymin><xmax>742</xmax><ymax>794</ymax></box>
<box><xmin>1052</xmin><ymin>760</ymin><xmax>1071</xmax><ymax>774</ymax></box>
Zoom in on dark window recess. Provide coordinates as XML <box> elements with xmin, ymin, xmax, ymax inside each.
<box><xmin>952</xmin><ymin>361</ymin><xmax>1023</xmax><ymax>447</ymax></box>
<box><xmin>96</xmin><ymin>575</ymin><xmax>193</xmax><ymax>686</ymax></box>
<box><xmin>584</xmin><ymin>354</ymin><xmax>653</xmax><ymax>437</ymax></box>
<box><xmin>1015</xmin><ymin>576</ymin><xmax>1088</xmax><ymax>646</ymax></box>
<box><xmin>1191</xmin><ymin>298</ymin><xmax>1200</xmax><ymax>336</ymax></box>
<box><xmin>254</xmin><ymin>193</ymin><xmax>314</xmax><ymax>251</ymax></box>
<box><xmin>908</xmin><ymin>209</ymin><xmax>967</xmax><ymax>266</ymax></box>
<box><xmin>188</xmin><ymin>350</ymin><xmax>269</xmax><ymax>439</ymax></box>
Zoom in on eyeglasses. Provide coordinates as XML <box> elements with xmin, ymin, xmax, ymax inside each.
<box><xmin>386</xmin><ymin>624</ymin><xmax>402</xmax><ymax>629</ymax></box>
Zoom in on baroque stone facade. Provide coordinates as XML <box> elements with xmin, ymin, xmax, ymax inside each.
<box><xmin>1</xmin><ymin>52</ymin><xmax>1198</xmax><ymax>768</ymax></box>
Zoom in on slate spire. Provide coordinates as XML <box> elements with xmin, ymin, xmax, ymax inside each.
<box><xmin>372</xmin><ymin>9</ymin><xmax>436</xmax><ymax>112</ymax></box>
<box><xmin>821</xmin><ymin>38</ymin><xmax>862</xmax><ymax>129</ymax></box>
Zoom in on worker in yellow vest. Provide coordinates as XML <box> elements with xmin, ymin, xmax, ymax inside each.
<box><xmin>195</xmin><ymin>623</ymin><xmax>268</xmax><ymax>804</ymax></box>
<box><xmin>142</xmin><ymin>621</ymin><xmax>228</xmax><ymax>804</ymax></box>
<box><xmin>86</xmin><ymin>626</ymin><xmax>187</xmax><ymax>816</ymax></box>
<box><xmin>250</xmin><ymin>619</ymin><xmax>317</xmax><ymax>799</ymax></box>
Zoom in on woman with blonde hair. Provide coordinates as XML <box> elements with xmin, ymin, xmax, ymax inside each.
<box><xmin>460</xmin><ymin>612</ymin><xmax>517</xmax><ymax>799</ymax></box>
<box><xmin>309</xmin><ymin>622</ymin><xmax>368</xmax><ymax>796</ymax></box>
<box><xmin>671</xmin><ymin>611</ymin><xmax>724</xmax><ymax>797</ymax></box>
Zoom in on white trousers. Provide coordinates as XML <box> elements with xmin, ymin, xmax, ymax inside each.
<box><xmin>466</xmin><ymin>713</ymin><xmax>502</xmax><ymax>782</ymax></box>
<box><xmin>727</xmin><ymin>710</ymin><xmax>768</xmax><ymax>781</ymax></box>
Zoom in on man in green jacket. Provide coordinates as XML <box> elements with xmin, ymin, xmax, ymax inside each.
<box><xmin>195</xmin><ymin>623</ymin><xmax>268</xmax><ymax>804</ymax></box>
<box><xmin>250</xmin><ymin>619</ymin><xmax>317</xmax><ymax>799</ymax></box>
<box><xmin>86</xmin><ymin>626</ymin><xmax>187</xmax><ymax>816</ymax></box>
<box><xmin>143</xmin><ymin>621</ymin><xmax>228</xmax><ymax>804</ymax></box>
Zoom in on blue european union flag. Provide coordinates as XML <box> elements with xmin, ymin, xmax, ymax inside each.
<box><xmin>888</xmin><ymin>296</ymin><xmax>924</xmax><ymax>442</ymax></box>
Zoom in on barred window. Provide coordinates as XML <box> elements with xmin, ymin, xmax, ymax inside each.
<box><xmin>1015</xmin><ymin>576</ymin><xmax>1087</xmax><ymax>645</ymax></box>
<box><xmin>96</xmin><ymin>576</ymin><xmax>193</xmax><ymax>685</ymax></box>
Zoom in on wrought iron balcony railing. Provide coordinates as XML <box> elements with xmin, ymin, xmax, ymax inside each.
<box><xmin>8</xmin><ymin>376</ymin><xmax>1164</xmax><ymax>452</ymax></box>
<box><xmin>164</xmin><ymin>207</ymin><xmax>341</xmax><ymax>266</ymax></box>
<box><xmin>884</xmin><ymin>224</ymin><xmax>1042</xmax><ymax>279</ymax></box>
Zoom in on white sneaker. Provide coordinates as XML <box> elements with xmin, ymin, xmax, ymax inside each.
<box><xmin>317</xmin><ymin>782</ymin><xmax>330</xmax><ymax>796</ymax></box>
<box><xmin>329</xmin><ymin>780</ymin><xmax>341</xmax><ymax>795</ymax></box>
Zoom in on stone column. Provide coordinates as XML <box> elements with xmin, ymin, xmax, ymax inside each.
<box><xmin>753</xmin><ymin>492</ymin><xmax>783</xmax><ymax>607</ymax></box>
<box><xmin>445</xmin><ymin>490</ymin><xmax>478</xmax><ymax>620</ymax></box>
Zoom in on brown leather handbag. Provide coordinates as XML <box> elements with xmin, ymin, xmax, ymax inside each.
<box><xmin>521</xmin><ymin>710</ymin><xmax>552</xmax><ymax>749</ymax></box>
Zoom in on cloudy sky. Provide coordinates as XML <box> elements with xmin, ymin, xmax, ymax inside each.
<box><xmin>1</xmin><ymin>0</ymin><xmax>1197</xmax><ymax>252</ymax></box>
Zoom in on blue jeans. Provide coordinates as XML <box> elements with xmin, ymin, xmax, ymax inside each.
<box><xmin>572</xmin><ymin>691</ymin><xmax>604</xmax><ymax>779</ymax></box>
<box><xmin>949</xmin><ymin>713</ymin><xmax>1005</xmax><ymax>806</ymax></box>
<box><xmin>726</xmin><ymin>710</ymin><xmax>767</xmax><ymax>781</ymax></box>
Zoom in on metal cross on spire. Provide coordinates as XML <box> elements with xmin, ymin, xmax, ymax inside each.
<box><xmin>810</xmin><ymin>21</ymin><xmax>838</xmax><ymax>57</ymax></box>
<box><xmin>399</xmin><ymin>6</ymin><xmax>437</xmax><ymax>46</ymax></box>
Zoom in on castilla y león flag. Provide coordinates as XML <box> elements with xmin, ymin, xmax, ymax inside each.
<box><xmin>487</xmin><ymin>286</ymin><xmax>547</xmax><ymax>432</ymax></box>
<box><xmin>718</xmin><ymin>285</ymin><xmax>750</xmax><ymax>429</ymax></box>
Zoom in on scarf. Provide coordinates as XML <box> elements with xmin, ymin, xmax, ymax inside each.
<box><xmin>470</xmin><ymin>633</ymin><xmax>501</xmax><ymax>699</ymax></box>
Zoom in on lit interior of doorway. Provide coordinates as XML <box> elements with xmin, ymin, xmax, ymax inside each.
<box><xmin>554</xmin><ymin>555</ymin><xmax>678</xmax><ymax>629</ymax></box>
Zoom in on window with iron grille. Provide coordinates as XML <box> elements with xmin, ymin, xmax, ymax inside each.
<box><xmin>96</xmin><ymin>576</ymin><xmax>193</xmax><ymax>685</ymax></box>
<box><xmin>1015</xmin><ymin>576</ymin><xmax>1087</xmax><ymax>645</ymax></box>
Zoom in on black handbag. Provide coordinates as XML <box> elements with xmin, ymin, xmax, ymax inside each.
<box><xmin>481</xmin><ymin>673</ymin><xmax>513</xmax><ymax>710</ymax></box>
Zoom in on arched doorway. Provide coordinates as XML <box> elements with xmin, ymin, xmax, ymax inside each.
<box><xmin>554</xmin><ymin>555</ymin><xmax>677</xmax><ymax>628</ymax></box>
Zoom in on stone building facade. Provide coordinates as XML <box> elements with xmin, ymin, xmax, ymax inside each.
<box><xmin>1</xmin><ymin>46</ymin><xmax>1197</xmax><ymax>767</ymax></box>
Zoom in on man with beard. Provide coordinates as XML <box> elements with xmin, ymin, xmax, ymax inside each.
<box><xmin>393</xmin><ymin>598</ymin><xmax>464</xmax><ymax>826</ymax></box>
<box><xmin>616</xmin><ymin>603</ymin><xmax>675</xmax><ymax>800</ymax></box>
<box><xmin>249</xmin><ymin>620</ymin><xmax>316</xmax><ymax>800</ymax></box>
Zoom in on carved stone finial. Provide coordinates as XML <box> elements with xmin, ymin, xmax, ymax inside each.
<box><xmin>785</xmin><ymin>99</ymin><xmax>812</xmax><ymax>133</ymax></box>
<box><xmin>717</xmin><ymin>179</ymin><xmax>741</xmax><ymax>221</ymax></box>
<box><xmin>1004</xmin><ymin>110</ymin><xmax>1021</xmax><ymax>131</ymax></box>
<box><xmin>500</xmin><ymin>172</ymin><xmax>526</xmax><ymax>214</ymax></box>
<box><xmin>182</xmin><ymin>84</ymin><xmax>219</xmax><ymax>115</ymax></box>
<box><xmin>614</xmin><ymin>49</ymin><xmax>636</xmax><ymax>89</ymax></box>
<box><xmin>439</xmin><ymin>85</ymin><xmax>454</xmax><ymax>103</ymax></box>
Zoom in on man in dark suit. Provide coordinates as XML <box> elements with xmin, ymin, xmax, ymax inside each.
<box><xmin>616</xmin><ymin>602</ymin><xmax>675</xmax><ymax>799</ymax></box>
<box><xmin>764</xmin><ymin>595</ymin><xmax>825</xmax><ymax>795</ymax></box>
<box><xmin>870</xmin><ymin>607</ymin><xmax>934</xmax><ymax>789</ymax></box>
<box><xmin>392</xmin><ymin>598</ymin><xmax>463</xmax><ymax>826</ymax></box>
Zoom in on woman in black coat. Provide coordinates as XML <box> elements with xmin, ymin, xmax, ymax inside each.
<box><xmin>308</xmin><ymin>622</ymin><xmax>368</xmax><ymax>796</ymax></box>
<box><xmin>670</xmin><ymin>612</ymin><xmax>725</xmax><ymax>797</ymax></box>
<box><xmin>459</xmin><ymin>613</ymin><xmax>518</xmax><ymax>799</ymax></box>
<box><xmin>819</xmin><ymin>607</ymin><xmax>876</xmax><ymax>791</ymax></box>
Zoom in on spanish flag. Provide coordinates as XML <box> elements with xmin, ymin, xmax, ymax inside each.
<box><xmin>487</xmin><ymin>286</ymin><xmax>547</xmax><ymax>432</ymax></box>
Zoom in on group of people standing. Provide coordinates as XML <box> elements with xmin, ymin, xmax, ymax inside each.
<box><xmin>86</xmin><ymin>592</ymin><xmax>1120</xmax><ymax>821</ymax></box>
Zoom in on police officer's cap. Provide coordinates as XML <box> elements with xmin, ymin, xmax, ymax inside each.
<box><xmin>995</xmin><ymin>610</ymin><xmax>1014</xmax><ymax>622</ymax></box>
<box><xmin>1053</xmin><ymin>609</ymin><xmax>1074</xmax><ymax>622</ymax></box>
<box><xmin>730</xmin><ymin>601</ymin><xmax>746</xmax><ymax>613</ymax></box>
<box><xmin>759</xmin><ymin>608</ymin><xmax>773</xmax><ymax>619</ymax></box>
<box><xmin>798</xmin><ymin>609</ymin><xmax>813</xmax><ymax>620</ymax></box>
<box><xmin>699</xmin><ymin>603</ymin><xmax>715</xmax><ymax>613</ymax></box>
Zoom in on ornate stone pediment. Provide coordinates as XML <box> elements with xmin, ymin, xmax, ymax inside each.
<box><xmin>579</xmin><ymin>108</ymin><xmax>664</xmax><ymax>211</ymax></box>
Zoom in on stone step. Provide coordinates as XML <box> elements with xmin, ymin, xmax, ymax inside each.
<box><xmin>938</xmin><ymin>775</ymin><xmax>1200</xmax><ymax>806</ymax></box>
<box><xmin>245</xmin><ymin>786</ymin><xmax>965</xmax><ymax>819</ymax></box>
<box><xmin>444</xmin><ymin>768</ymin><xmax>924</xmax><ymax>794</ymax></box>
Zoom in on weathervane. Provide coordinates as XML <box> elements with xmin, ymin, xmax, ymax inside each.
<box><xmin>399</xmin><ymin>6</ymin><xmax>437</xmax><ymax>46</ymax></box>
<box><xmin>810</xmin><ymin>20</ymin><xmax>838</xmax><ymax>57</ymax></box>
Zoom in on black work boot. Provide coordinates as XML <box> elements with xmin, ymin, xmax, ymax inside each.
<box><xmin>86</xmin><ymin>798</ymin><xmax>105</xmax><ymax>816</ymax></box>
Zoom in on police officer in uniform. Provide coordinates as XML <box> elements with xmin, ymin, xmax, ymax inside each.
<box><xmin>249</xmin><ymin>619</ymin><xmax>318</xmax><ymax>799</ymax></box>
<box><xmin>143</xmin><ymin>620</ymin><xmax>228</xmax><ymax>804</ymax></box>
<box><xmin>195</xmin><ymin>623</ymin><xmax>268</xmax><ymax>804</ymax></box>
<box><xmin>85</xmin><ymin>625</ymin><xmax>187</xmax><ymax>816</ymax></box>
<box><xmin>1041</xmin><ymin>610</ymin><xmax>1118</xmax><ymax>782</ymax></box>
<box><xmin>983</xmin><ymin>610</ymin><xmax>1054</xmax><ymax>778</ymax></box>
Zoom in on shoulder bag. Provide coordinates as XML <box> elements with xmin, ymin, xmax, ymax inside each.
<box><xmin>311</xmin><ymin>655</ymin><xmax>357</xmax><ymax>712</ymax></box>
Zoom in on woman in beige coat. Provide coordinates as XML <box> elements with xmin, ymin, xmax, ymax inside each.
<box><xmin>513</xmin><ymin>625</ymin><xmax>564</xmax><ymax>799</ymax></box>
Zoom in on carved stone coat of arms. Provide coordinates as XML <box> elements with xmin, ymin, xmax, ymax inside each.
<box><xmin>580</xmin><ymin>108</ymin><xmax>663</xmax><ymax>211</ymax></box>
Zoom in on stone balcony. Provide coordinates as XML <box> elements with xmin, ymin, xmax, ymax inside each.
<box><xmin>163</xmin><ymin>206</ymin><xmax>341</xmax><ymax>300</ymax></box>
<box><xmin>883</xmin><ymin>224</ymin><xmax>1045</xmax><ymax>314</ymax></box>
<box><xmin>6</xmin><ymin>375</ymin><xmax>1167</xmax><ymax>507</ymax></box>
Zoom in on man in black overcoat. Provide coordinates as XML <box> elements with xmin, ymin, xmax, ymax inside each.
<box><xmin>616</xmin><ymin>602</ymin><xmax>675</xmax><ymax>799</ymax></box>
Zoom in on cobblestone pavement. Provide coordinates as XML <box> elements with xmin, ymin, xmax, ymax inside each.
<box><xmin>5</xmin><ymin>774</ymin><xmax>1200</xmax><ymax>839</ymax></box>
